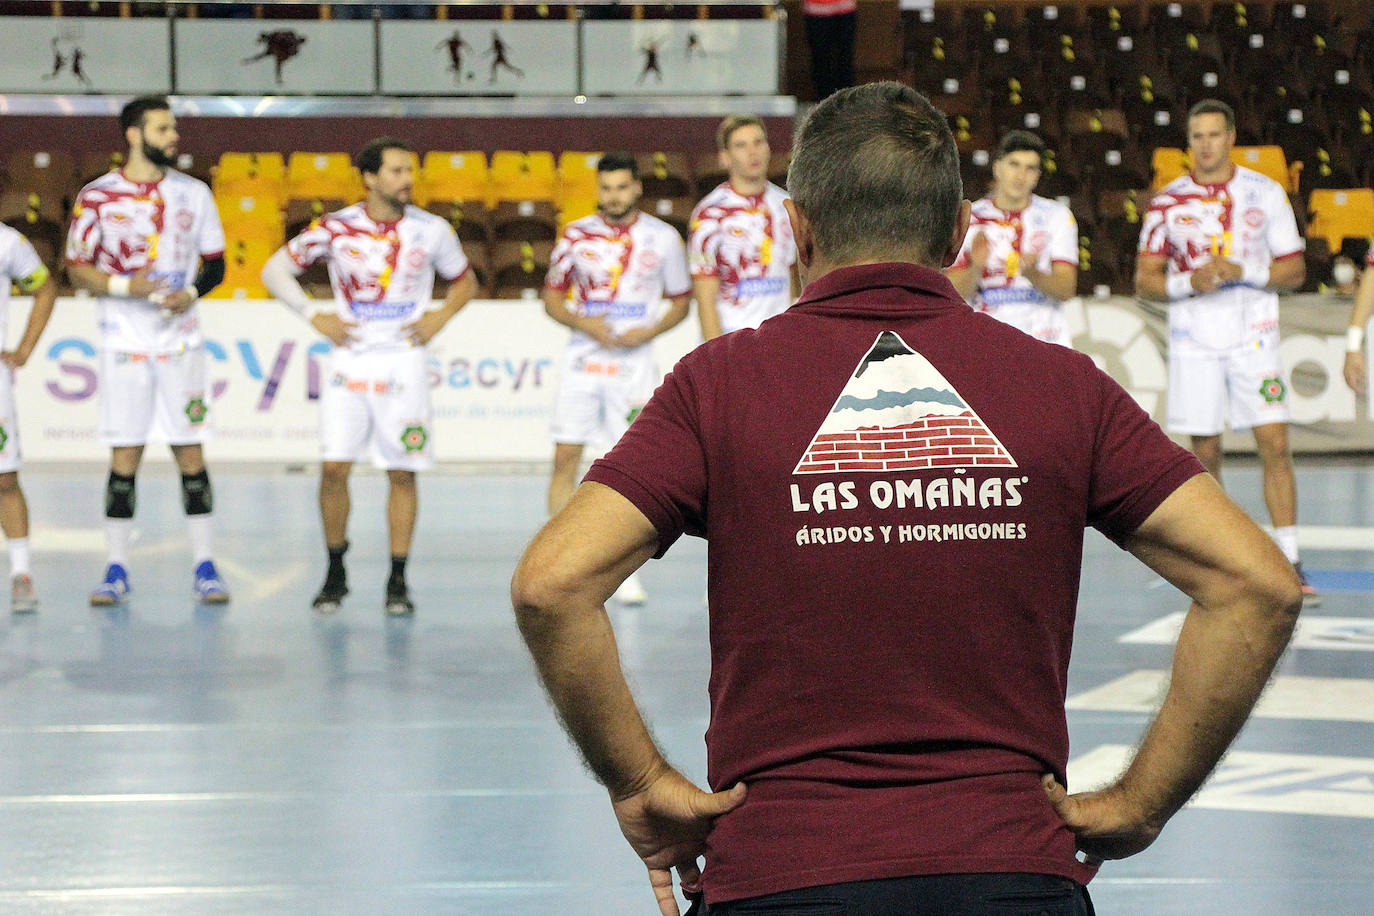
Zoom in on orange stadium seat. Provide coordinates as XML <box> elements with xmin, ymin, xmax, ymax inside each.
<box><xmin>1231</xmin><ymin>145</ymin><xmax>1292</xmax><ymax>192</ymax></box>
<box><xmin>207</xmin><ymin>238</ymin><xmax>274</xmax><ymax>300</ymax></box>
<box><xmin>557</xmin><ymin>194</ymin><xmax>598</xmax><ymax>230</ymax></box>
<box><xmin>1307</xmin><ymin>188</ymin><xmax>1374</xmax><ymax>251</ymax></box>
<box><xmin>418</xmin><ymin>151</ymin><xmax>488</xmax><ymax>205</ymax></box>
<box><xmin>214</xmin><ymin>152</ymin><xmax>287</xmax><ymax>199</ymax></box>
<box><xmin>286</xmin><ymin>152</ymin><xmax>362</xmax><ymax>202</ymax></box>
<box><xmin>1151</xmin><ymin>147</ymin><xmax>1189</xmax><ymax>189</ymax></box>
<box><xmin>556</xmin><ymin>151</ymin><xmax>603</xmax><ymax>207</ymax></box>
<box><xmin>215</xmin><ymin>193</ymin><xmax>286</xmax><ymax>247</ymax></box>
<box><xmin>489</xmin><ymin>151</ymin><xmax>557</xmax><ymax>206</ymax></box>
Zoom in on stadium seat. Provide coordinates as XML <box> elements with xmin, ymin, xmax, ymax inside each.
<box><xmin>960</xmin><ymin>149</ymin><xmax>994</xmax><ymax>200</ymax></box>
<box><xmin>1148</xmin><ymin>2</ymin><xmax>1207</xmax><ymax>44</ymax></box>
<box><xmin>418</xmin><ymin>151</ymin><xmax>489</xmax><ymax>206</ymax></box>
<box><xmin>1087</xmin><ymin>147</ymin><xmax>1150</xmax><ymax>192</ymax></box>
<box><xmin>78</xmin><ymin>151</ymin><xmax>124</xmax><ymax>184</ymax></box>
<box><xmin>207</xmin><ymin>238</ymin><xmax>274</xmax><ymax>300</ymax></box>
<box><xmin>637</xmin><ymin>152</ymin><xmax>694</xmax><ymax>199</ymax></box>
<box><xmin>1307</xmin><ymin>188</ymin><xmax>1374</xmax><ymax>252</ymax></box>
<box><xmin>1132</xmin><ymin>103</ymin><xmax>1188</xmax><ymax>154</ymax></box>
<box><xmin>423</xmin><ymin>198</ymin><xmax>490</xmax><ymax>244</ymax></box>
<box><xmin>286</xmin><ymin>152</ymin><xmax>362</xmax><ymax>202</ymax></box>
<box><xmin>1055</xmin><ymin>60</ymin><xmax>1116</xmax><ymax>113</ymax></box>
<box><xmin>1231</xmin><ymin>145</ymin><xmax>1292</xmax><ymax>191</ymax></box>
<box><xmin>215</xmin><ymin>192</ymin><xmax>285</xmax><ymax>245</ymax></box>
<box><xmin>1</xmin><ymin>209</ymin><xmax>62</xmax><ymax>274</ymax></box>
<box><xmin>693</xmin><ymin>151</ymin><xmax>728</xmax><ymax>196</ymax></box>
<box><xmin>951</xmin><ymin>116</ymin><xmax>997</xmax><ymax>156</ymax></box>
<box><xmin>0</xmin><ymin>188</ymin><xmax>63</xmax><ymax>224</ymax></box>
<box><xmin>556</xmin><ymin>195</ymin><xmax>599</xmax><ymax>231</ymax></box>
<box><xmin>490</xmin><ymin>199</ymin><xmax>558</xmax><ymax>242</ymax></box>
<box><xmin>646</xmin><ymin>195</ymin><xmax>695</xmax><ymax>240</ymax></box>
<box><xmin>1024</xmin><ymin>5</ymin><xmax>1086</xmax><ymax>49</ymax></box>
<box><xmin>214</xmin><ymin>151</ymin><xmax>287</xmax><ymax>198</ymax></box>
<box><xmin>489</xmin><ymin>151</ymin><xmax>557</xmax><ymax>206</ymax></box>
<box><xmin>1151</xmin><ymin>147</ymin><xmax>1189</xmax><ymax>189</ymax></box>
<box><xmin>448</xmin><ymin>241</ymin><xmax>490</xmax><ymax>298</ymax></box>
<box><xmin>2</xmin><ymin>150</ymin><xmax>76</xmax><ymax>213</ymax></box>
<box><xmin>1076</xmin><ymin>232</ymin><xmax>1124</xmax><ymax>298</ymax></box>
<box><xmin>491</xmin><ymin>239</ymin><xmax>553</xmax><ymax>299</ymax></box>
<box><xmin>768</xmin><ymin>152</ymin><xmax>791</xmax><ymax>189</ymax></box>
<box><xmin>556</xmin><ymin>151</ymin><xmax>603</xmax><ymax>206</ymax></box>
<box><xmin>1035</xmin><ymin>146</ymin><xmax>1081</xmax><ymax>199</ymax></box>
<box><xmin>1064</xmin><ymin>107</ymin><xmax>1130</xmax><ymax>162</ymax></box>
<box><xmin>1086</xmin><ymin>4</ymin><xmax>1142</xmax><ymax>43</ymax></box>
<box><xmin>991</xmin><ymin>99</ymin><xmax>1061</xmax><ymax>144</ymax></box>
<box><xmin>285</xmin><ymin>197</ymin><xmax>350</xmax><ymax>230</ymax></box>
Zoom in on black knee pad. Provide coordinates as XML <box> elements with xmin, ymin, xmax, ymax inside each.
<box><xmin>105</xmin><ymin>472</ymin><xmax>136</xmax><ymax>519</ymax></box>
<box><xmin>181</xmin><ymin>469</ymin><xmax>213</xmax><ymax>516</ymax></box>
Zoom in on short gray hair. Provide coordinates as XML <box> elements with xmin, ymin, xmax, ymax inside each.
<box><xmin>787</xmin><ymin>82</ymin><xmax>962</xmax><ymax>266</ymax></box>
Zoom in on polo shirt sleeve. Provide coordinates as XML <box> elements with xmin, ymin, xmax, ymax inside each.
<box><xmin>1087</xmin><ymin>367</ymin><xmax>1206</xmax><ymax>546</ymax></box>
<box><xmin>584</xmin><ymin>354</ymin><xmax>708</xmax><ymax>558</ymax></box>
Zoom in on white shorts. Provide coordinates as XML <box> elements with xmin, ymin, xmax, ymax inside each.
<box><xmin>550</xmin><ymin>350</ymin><xmax>656</xmax><ymax>447</ymax></box>
<box><xmin>1167</xmin><ymin>314</ymin><xmax>1288</xmax><ymax>435</ymax></box>
<box><xmin>0</xmin><ymin>368</ymin><xmax>22</xmax><ymax>474</ymax></box>
<box><xmin>99</xmin><ymin>346</ymin><xmax>211</xmax><ymax>447</ymax></box>
<box><xmin>320</xmin><ymin>347</ymin><xmax>433</xmax><ymax>471</ymax></box>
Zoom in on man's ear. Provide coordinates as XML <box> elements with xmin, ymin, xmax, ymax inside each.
<box><xmin>942</xmin><ymin>199</ymin><xmax>972</xmax><ymax>269</ymax></box>
<box><xmin>783</xmin><ymin>198</ymin><xmax>813</xmax><ymax>273</ymax></box>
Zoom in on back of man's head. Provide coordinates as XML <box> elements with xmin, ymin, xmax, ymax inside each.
<box><xmin>787</xmin><ymin>81</ymin><xmax>962</xmax><ymax>267</ymax></box>
<box><xmin>119</xmin><ymin>95</ymin><xmax>170</xmax><ymax>133</ymax></box>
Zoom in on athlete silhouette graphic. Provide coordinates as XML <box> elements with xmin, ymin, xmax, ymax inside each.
<box><xmin>242</xmin><ymin>30</ymin><xmax>308</xmax><ymax>87</ymax></box>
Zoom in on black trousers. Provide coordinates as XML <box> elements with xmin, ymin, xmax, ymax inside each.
<box><xmin>694</xmin><ymin>872</ymin><xmax>1095</xmax><ymax>916</ymax></box>
<box><xmin>804</xmin><ymin>11</ymin><xmax>857</xmax><ymax>102</ymax></box>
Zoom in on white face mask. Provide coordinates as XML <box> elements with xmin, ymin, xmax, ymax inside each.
<box><xmin>1333</xmin><ymin>259</ymin><xmax>1357</xmax><ymax>286</ymax></box>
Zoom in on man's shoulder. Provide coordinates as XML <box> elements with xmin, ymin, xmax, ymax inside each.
<box><xmin>634</xmin><ymin>212</ymin><xmax>681</xmax><ymax>242</ymax></box>
<box><xmin>162</xmin><ymin>169</ymin><xmax>213</xmax><ymax>196</ymax></box>
<box><xmin>692</xmin><ymin>183</ymin><xmax>736</xmax><ymax>214</ymax></box>
<box><xmin>1031</xmin><ymin>194</ymin><xmax>1074</xmax><ymax>220</ymax></box>
<box><xmin>401</xmin><ymin>204</ymin><xmax>449</xmax><ymax>232</ymax></box>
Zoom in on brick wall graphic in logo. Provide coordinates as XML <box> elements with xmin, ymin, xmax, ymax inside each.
<box><xmin>793</xmin><ymin>331</ymin><xmax>1017</xmax><ymax>474</ymax></box>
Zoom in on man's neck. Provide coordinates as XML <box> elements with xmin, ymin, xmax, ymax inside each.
<box><xmin>601</xmin><ymin>209</ymin><xmax>638</xmax><ymax>227</ymax></box>
<box><xmin>365</xmin><ymin>197</ymin><xmax>403</xmax><ymax>224</ymax></box>
<box><xmin>991</xmin><ymin>191</ymin><xmax>1030</xmax><ymax>213</ymax></box>
<box><xmin>122</xmin><ymin>153</ymin><xmax>164</xmax><ymax>184</ymax></box>
<box><xmin>1192</xmin><ymin>162</ymin><xmax>1235</xmax><ymax>186</ymax></box>
<box><xmin>729</xmin><ymin>175</ymin><xmax>768</xmax><ymax>197</ymax></box>
<box><xmin>801</xmin><ymin>253</ymin><xmax>936</xmax><ymax>288</ymax></box>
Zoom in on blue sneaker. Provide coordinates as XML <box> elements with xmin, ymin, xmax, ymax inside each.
<box><xmin>193</xmin><ymin>560</ymin><xmax>231</xmax><ymax>604</ymax></box>
<box><xmin>90</xmin><ymin>563</ymin><xmax>131</xmax><ymax>606</ymax></box>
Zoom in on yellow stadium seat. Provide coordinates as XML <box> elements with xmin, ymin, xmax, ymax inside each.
<box><xmin>207</xmin><ymin>237</ymin><xmax>275</xmax><ymax>299</ymax></box>
<box><xmin>1231</xmin><ymin>146</ymin><xmax>1291</xmax><ymax>192</ymax></box>
<box><xmin>1151</xmin><ymin>147</ymin><xmax>1189</xmax><ymax>189</ymax></box>
<box><xmin>490</xmin><ymin>151</ymin><xmax>557</xmax><ymax>206</ymax></box>
<box><xmin>418</xmin><ymin>151</ymin><xmax>489</xmax><ymax>205</ymax></box>
<box><xmin>286</xmin><ymin>152</ymin><xmax>362</xmax><ymax>201</ymax></box>
<box><xmin>214</xmin><ymin>152</ymin><xmax>286</xmax><ymax>197</ymax></box>
<box><xmin>1307</xmin><ymin>188</ymin><xmax>1374</xmax><ymax>251</ymax></box>
<box><xmin>556</xmin><ymin>151</ymin><xmax>603</xmax><ymax>206</ymax></box>
<box><xmin>557</xmin><ymin>194</ymin><xmax>599</xmax><ymax>231</ymax></box>
<box><xmin>215</xmin><ymin>192</ymin><xmax>285</xmax><ymax>241</ymax></box>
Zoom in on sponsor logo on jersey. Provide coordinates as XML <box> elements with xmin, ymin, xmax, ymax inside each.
<box><xmin>406</xmin><ymin>249</ymin><xmax>427</xmax><ymax>268</ymax></box>
<box><xmin>176</xmin><ymin>211</ymin><xmax>194</xmax><ymax>231</ymax></box>
<box><xmin>1244</xmin><ymin>207</ymin><xmax>1265</xmax><ymax>228</ymax></box>
<box><xmin>349</xmin><ymin>300</ymin><xmax>416</xmax><ymax>321</ymax></box>
<box><xmin>581</xmin><ymin>301</ymin><xmax>648</xmax><ymax>319</ymax></box>
<box><xmin>735</xmin><ymin>276</ymin><xmax>787</xmax><ymax>298</ymax></box>
<box><xmin>980</xmin><ymin>285</ymin><xmax>1050</xmax><ymax>306</ymax></box>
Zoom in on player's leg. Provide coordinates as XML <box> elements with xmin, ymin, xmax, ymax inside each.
<box><xmin>371</xmin><ymin>349</ymin><xmax>433</xmax><ymax>616</ymax></box>
<box><xmin>171</xmin><ymin>442</ymin><xmax>228</xmax><ymax>604</ymax></box>
<box><xmin>92</xmin><ymin>349</ymin><xmax>154</xmax><ymax>605</ymax></box>
<box><xmin>601</xmin><ymin>365</ymin><xmax>653</xmax><ymax>606</ymax></box>
<box><xmin>549</xmin><ymin>442</ymin><xmax>584</xmax><ymax>517</ymax></box>
<box><xmin>315</xmin><ymin>355</ymin><xmax>371</xmax><ymax>613</ymax></box>
<box><xmin>1189</xmin><ymin>434</ymin><xmax>1223</xmax><ymax>481</ymax></box>
<box><xmin>1167</xmin><ymin>342</ymin><xmax>1226</xmax><ymax>481</ymax></box>
<box><xmin>315</xmin><ymin>460</ymin><xmax>354</xmax><ymax>612</ymax></box>
<box><xmin>0</xmin><ymin>370</ymin><xmax>35</xmax><ymax>611</ymax></box>
<box><xmin>548</xmin><ymin>364</ymin><xmax>599</xmax><ymax>516</ymax></box>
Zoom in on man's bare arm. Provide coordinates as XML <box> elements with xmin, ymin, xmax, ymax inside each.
<box><xmin>1046</xmin><ymin>473</ymin><xmax>1301</xmax><ymax>859</ymax></box>
<box><xmin>1344</xmin><ymin>267</ymin><xmax>1374</xmax><ymax>394</ymax></box>
<box><xmin>694</xmin><ymin>276</ymin><xmax>724</xmax><ymax>340</ymax></box>
<box><xmin>1023</xmin><ymin>261</ymin><xmax>1077</xmax><ymax>301</ymax></box>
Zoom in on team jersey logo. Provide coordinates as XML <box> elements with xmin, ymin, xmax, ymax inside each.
<box><xmin>717</xmin><ymin>207</ymin><xmax>773</xmax><ymax>275</ymax></box>
<box><xmin>98</xmin><ymin>197</ymin><xmax>162</xmax><ymax>271</ymax></box>
<box><xmin>1165</xmin><ymin>197</ymin><xmax>1229</xmax><ymax>264</ymax></box>
<box><xmin>401</xmin><ymin>425</ymin><xmax>428</xmax><ymax>452</ymax></box>
<box><xmin>1260</xmin><ymin>377</ymin><xmax>1286</xmax><ymax>404</ymax></box>
<box><xmin>571</xmin><ymin>235</ymin><xmax>629</xmax><ymax>301</ymax></box>
<box><xmin>794</xmin><ymin>331</ymin><xmax>1017</xmax><ymax>474</ymax></box>
<box><xmin>184</xmin><ymin>397</ymin><xmax>208</xmax><ymax>424</ymax></box>
<box><xmin>335</xmin><ymin>231</ymin><xmax>399</xmax><ymax>303</ymax></box>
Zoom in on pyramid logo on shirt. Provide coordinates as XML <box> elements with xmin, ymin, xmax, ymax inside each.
<box><xmin>793</xmin><ymin>331</ymin><xmax>1017</xmax><ymax>474</ymax></box>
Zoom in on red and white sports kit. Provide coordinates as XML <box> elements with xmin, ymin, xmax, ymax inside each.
<box><xmin>952</xmin><ymin>194</ymin><xmax>1078</xmax><ymax>346</ymax></box>
<box><xmin>689</xmin><ymin>181</ymin><xmax>796</xmax><ymax>333</ymax></box>
<box><xmin>1139</xmin><ymin>166</ymin><xmax>1304</xmax><ymax>433</ymax></box>
<box><xmin>545</xmin><ymin>212</ymin><xmax>690</xmax><ymax>446</ymax></box>
<box><xmin>66</xmin><ymin>169</ymin><xmax>225</xmax><ymax>446</ymax></box>
<box><xmin>285</xmin><ymin>204</ymin><xmax>470</xmax><ymax>470</ymax></box>
<box><xmin>0</xmin><ymin>225</ymin><xmax>50</xmax><ymax>473</ymax></box>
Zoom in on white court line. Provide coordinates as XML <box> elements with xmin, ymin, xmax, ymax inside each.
<box><xmin>1286</xmin><ymin>525</ymin><xmax>1374</xmax><ymax>551</ymax></box>
<box><xmin>0</xmin><ymin>787</ymin><xmax>599</xmax><ymax>805</ymax></box>
<box><xmin>1069</xmin><ymin>670</ymin><xmax>1374</xmax><ymax>723</ymax></box>
<box><xmin>1069</xmin><ymin>745</ymin><xmax>1374</xmax><ymax>819</ymax></box>
<box><xmin>1121</xmin><ymin>612</ymin><xmax>1374</xmax><ymax>651</ymax></box>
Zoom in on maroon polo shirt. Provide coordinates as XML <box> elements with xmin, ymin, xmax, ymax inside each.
<box><xmin>586</xmin><ymin>262</ymin><xmax>1203</xmax><ymax>902</ymax></box>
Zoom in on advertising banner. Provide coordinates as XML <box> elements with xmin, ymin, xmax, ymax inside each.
<box><xmin>176</xmin><ymin>20</ymin><xmax>373</xmax><ymax>95</ymax></box>
<box><xmin>380</xmin><ymin>21</ymin><xmax>577</xmax><ymax>96</ymax></box>
<box><xmin>582</xmin><ymin>20</ymin><xmax>779</xmax><ymax>96</ymax></box>
<box><xmin>0</xmin><ymin>16</ymin><xmax>169</xmax><ymax>94</ymax></box>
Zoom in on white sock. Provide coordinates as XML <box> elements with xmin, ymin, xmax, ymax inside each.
<box><xmin>187</xmin><ymin>514</ymin><xmax>214</xmax><ymax>565</ymax></box>
<box><xmin>1273</xmin><ymin>526</ymin><xmax>1299</xmax><ymax>564</ymax></box>
<box><xmin>8</xmin><ymin>537</ymin><xmax>30</xmax><ymax>577</ymax></box>
<box><xmin>106</xmin><ymin>519</ymin><xmax>133</xmax><ymax>567</ymax></box>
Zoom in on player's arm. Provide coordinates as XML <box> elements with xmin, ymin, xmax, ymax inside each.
<box><xmin>1</xmin><ymin>265</ymin><xmax>57</xmax><ymax>369</ymax></box>
<box><xmin>1135</xmin><ymin>252</ymin><xmax>1227</xmax><ymax>302</ymax></box>
<box><xmin>157</xmin><ymin>254</ymin><xmax>226</xmax><ymax>315</ymax></box>
<box><xmin>1344</xmin><ymin>266</ymin><xmax>1374</xmax><ymax>395</ymax></box>
<box><xmin>65</xmin><ymin>262</ymin><xmax>164</xmax><ymax>299</ymax></box>
<box><xmin>541</xmin><ymin>283</ymin><xmax>617</xmax><ymax>349</ymax></box>
<box><xmin>1021</xmin><ymin>260</ymin><xmax>1077</xmax><ymax>301</ymax></box>
<box><xmin>693</xmin><ymin>275</ymin><xmax>724</xmax><ymax>340</ymax></box>
<box><xmin>1259</xmin><ymin>252</ymin><xmax>1305</xmax><ymax>293</ymax></box>
<box><xmin>618</xmin><ymin>290</ymin><xmax>691</xmax><ymax>349</ymax></box>
<box><xmin>261</xmin><ymin>247</ymin><xmax>354</xmax><ymax>348</ymax></box>
<box><xmin>1045</xmin><ymin>472</ymin><xmax>1301</xmax><ymax>861</ymax></box>
<box><xmin>944</xmin><ymin>229</ymin><xmax>985</xmax><ymax>301</ymax></box>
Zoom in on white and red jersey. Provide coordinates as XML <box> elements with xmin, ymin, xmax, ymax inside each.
<box><xmin>953</xmin><ymin>194</ymin><xmax>1078</xmax><ymax>309</ymax></box>
<box><xmin>1139</xmin><ymin>165</ymin><xmax>1304</xmax><ymax>350</ymax></box>
<box><xmin>546</xmin><ymin>211</ymin><xmax>690</xmax><ymax>365</ymax></box>
<box><xmin>0</xmin><ymin>224</ymin><xmax>48</xmax><ymax>346</ymax></box>
<box><xmin>286</xmin><ymin>203</ymin><xmax>470</xmax><ymax>354</ymax></box>
<box><xmin>689</xmin><ymin>181</ymin><xmax>796</xmax><ymax>334</ymax></box>
<box><xmin>66</xmin><ymin>168</ymin><xmax>225</xmax><ymax>353</ymax></box>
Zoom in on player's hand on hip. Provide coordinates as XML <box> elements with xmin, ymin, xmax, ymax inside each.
<box><xmin>402</xmin><ymin>310</ymin><xmax>445</xmax><ymax>346</ymax></box>
<box><xmin>1042</xmin><ymin>773</ymin><xmax>1163</xmax><ymax>864</ymax></box>
<box><xmin>1345</xmin><ymin>351</ymin><xmax>1368</xmax><ymax>395</ymax></box>
<box><xmin>616</xmin><ymin>326</ymin><xmax>656</xmax><ymax>349</ymax></box>
<box><xmin>580</xmin><ymin>316</ymin><xmax>620</xmax><ymax>349</ymax></box>
<box><xmin>152</xmin><ymin>287</ymin><xmax>197</xmax><ymax>314</ymax></box>
<box><xmin>610</xmin><ymin>767</ymin><xmax>747</xmax><ymax>916</ymax></box>
<box><xmin>128</xmin><ymin>265</ymin><xmax>167</xmax><ymax>299</ymax></box>
<box><xmin>310</xmin><ymin>312</ymin><xmax>359</xmax><ymax>347</ymax></box>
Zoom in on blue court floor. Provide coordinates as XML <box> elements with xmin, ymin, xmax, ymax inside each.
<box><xmin>0</xmin><ymin>459</ymin><xmax>1370</xmax><ymax>915</ymax></box>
